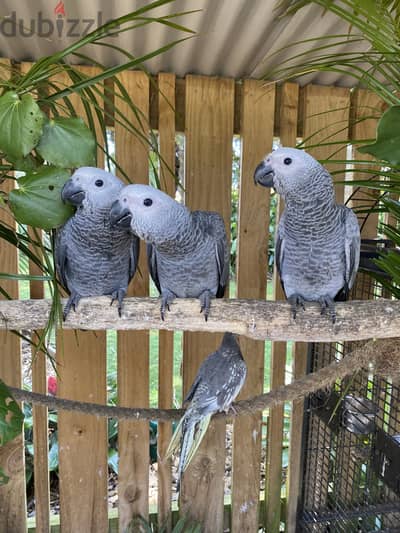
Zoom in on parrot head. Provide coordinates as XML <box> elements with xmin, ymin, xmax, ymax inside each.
<box><xmin>110</xmin><ymin>184</ymin><xmax>189</xmax><ymax>244</ymax></box>
<box><xmin>61</xmin><ymin>167</ymin><xmax>124</xmax><ymax>209</ymax></box>
<box><xmin>254</xmin><ymin>147</ymin><xmax>332</xmax><ymax>198</ymax></box>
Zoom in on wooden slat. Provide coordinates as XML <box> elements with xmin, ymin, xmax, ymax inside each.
<box><xmin>266</xmin><ymin>82</ymin><xmax>299</xmax><ymax>533</ymax></box>
<box><xmin>55</xmin><ymin>69</ymin><xmax>108</xmax><ymax>533</ymax></box>
<box><xmin>301</xmin><ymin>84</ymin><xmax>351</xmax><ymax>203</ymax></box>
<box><xmin>0</xmin><ymin>177</ymin><xmax>26</xmax><ymax>532</ymax></box>
<box><xmin>297</xmin><ymin>85</ymin><xmax>351</xmax><ymax>523</ymax></box>
<box><xmin>18</xmin><ymin>61</ymin><xmax>51</xmax><ymax>533</ymax></box>
<box><xmin>57</xmin><ymin>331</ymin><xmax>108</xmax><ymax>532</ymax></box>
<box><xmin>350</xmin><ymin>89</ymin><xmax>384</xmax><ymax>239</ymax></box>
<box><xmin>157</xmin><ymin>72</ymin><xmax>176</xmax><ymax>530</ymax></box>
<box><xmin>232</xmin><ymin>79</ymin><xmax>275</xmax><ymax>533</ymax></box>
<box><xmin>115</xmin><ymin>71</ymin><xmax>150</xmax><ymax>531</ymax></box>
<box><xmin>180</xmin><ymin>75</ymin><xmax>234</xmax><ymax>532</ymax></box>
<box><xmin>30</xmin><ymin>231</ymin><xmax>50</xmax><ymax>533</ymax></box>
<box><xmin>286</xmin><ymin>342</ymin><xmax>308</xmax><ymax>532</ymax></box>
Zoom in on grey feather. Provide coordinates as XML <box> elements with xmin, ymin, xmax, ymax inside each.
<box><xmin>165</xmin><ymin>332</ymin><xmax>247</xmax><ymax>490</ymax></box>
<box><xmin>111</xmin><ymin>184</ymin><xmax>229</xmax><ymax>319</ymax></box>
<box><xmin>55</xmin><ymin>167</ymin><xmax>139</xmax><ymax>319</ymax></box>
<box><xmin>254</xmin><ymin>147</ymin><xmax>361</xmax><ymax>321</ymax></box>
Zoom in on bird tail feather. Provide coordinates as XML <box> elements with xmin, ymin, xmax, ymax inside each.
<box><xmin>182</xmin><ymin>413</ymin><xmax>212</xmax><ymax>472</ymax></box>
<box><xmin>165</xmin><ymin>416</ymin><xmax>184</xmax><ymax>460</ymax></box>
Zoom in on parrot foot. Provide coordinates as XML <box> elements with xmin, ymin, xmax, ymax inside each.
<box><xmin>110</xmin><ymin>288</ymin><xmax>127</xmax><ymax>317</ymax></box>
<box><xmin>160</xmin><ymin>290</ymin><xmax>176</xmax><ymax>321</ymax></box>
<box><xmin>63</xmin><ymin>293</ymin><xmax>81</xmax><ymax>321</ymax></box>
<box><xmin>319</xmin><ymin>296</ymin><xmax>336</xmax><ymax>323</ymax></box>
<box><xmin>199</xmin><ymin>290</ymin><xmax>212</xmax><ymax>321</ymax></box>
<box><xmin>288</xmin><ymin>294</ymin><xmax>306</xmax><ymax>319</ymax></box>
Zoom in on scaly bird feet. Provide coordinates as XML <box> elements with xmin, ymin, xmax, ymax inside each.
<box><xmin>160</xmin><ymin>290</ymin><xmax>176</xmax><ymax>321</ymax></box>
<box><xmin>63</xmin><ymin>293</ymin><xmax>81</xmax><ymax>321</ymax></box>
<box><xmin>319</xmin><ymin>295</ymin><xmax>336</xmax><ymax>324</ymax></box>
<box><xmin>287</xmin><ymin>294</ymin><xmax>306</xmax><ymax>320</ymax></box>
<box><xmin>199</xmin><ymin>290</ymin><xmax>212</xmax><ymax>321</ymax></box>
<box><xmin>110</xmin><ymin>288</ymin><xmax>127</xmax><ymax>318</ymax></box>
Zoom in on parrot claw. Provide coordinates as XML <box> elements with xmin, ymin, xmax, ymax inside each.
<box><xmin>110</xmin><ymin>288</ymin><xmax>127</xmax><ymax>318</ymax></box>
<box><xmin>319</xmin><ymin>296</ymin><xmax>336</xmax><ymax>323</ymax></box>
<box><xmin>199</xmin><ymin>290</ymin><xmax>211</xmax><ymax>322</ymax></box>
<box><xmin>160</xmin><ymin>291</ymin><xmax>175</xmax><ymax>321</ymax></box>
<box><xmin>63</xmin><ymin>293</ymin><xmax>81</xmax><ymax>321</ymax></box>
<box><xmin>288</xmin><ymin>294</ymin><xmax>305</xmax><ymax>319</ymax></box>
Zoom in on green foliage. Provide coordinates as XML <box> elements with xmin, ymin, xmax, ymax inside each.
<box><xmin>0</xmin><ymin>92</ymin><xmax>44</xmax><ymax>160</ymax></box>
<box><xmin>0</xmin><ymin>380</ymin><xmax>24</xmax><ymax>446</ymax></box>
<box><xmin>8</xmin><ymin>167</ymin><xmax>73</xmax><ymax>230</ymax></box>
<box><xmin>0</xmin><ymin>380</ymin><xmax>24</xmax><ymax>486</ymax></box>
<box><xmin>36</xmin><ymin>117</ymin><xmax>96</xmax><ymax>168</ymax></box>
<box><xmin>358</xmin><ymin>106</ymin><xmax>400</xmax><ymax>165</ymax></box>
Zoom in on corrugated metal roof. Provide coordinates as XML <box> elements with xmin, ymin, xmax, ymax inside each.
<box><xmin>0</xmin><ymin>0</ymin><xmax>365</xmax><ymax>86</ymax></box>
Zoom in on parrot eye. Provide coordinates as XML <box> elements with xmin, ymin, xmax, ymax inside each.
<box><xmin>143</xmin><ymin>198</ymin><xmax>153</xmax><ymax>207</ymax></box>
<box><xmin>283</xmin><ymin>157</ymin><xmax>292</xmax><ymax>165</ymax></box>
<box><xmin>95</xmin><ymin>179</ymin><xmax>104</xmax><ymax>187</ymax></box>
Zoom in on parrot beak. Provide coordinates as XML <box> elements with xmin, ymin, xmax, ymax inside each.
<box><xmin>110</xmin><ymin>200</ymin><xmax>132</xmax><ymax>229</ymax></box>
<box><xmin>61</xmin><ymin>179</ymin><xmax>86</xmax><ymax>206</ymax></box>
<box><xmin>254</xmin><ymin>161</ymin><xmax>274</xmax><ymax>188</ymax></box>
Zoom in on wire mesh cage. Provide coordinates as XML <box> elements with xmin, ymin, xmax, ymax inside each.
<box><xmin>298</xmin><ymin>245</ymin><xmax>400</xmax><ymax>533</ymax></box>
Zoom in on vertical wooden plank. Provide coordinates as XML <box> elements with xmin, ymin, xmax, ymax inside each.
<box><xmin>0</xmin><ymin>176</ymin><xmax>26</xmax><ymax>533</ymax></box>
<box><xmin>266</xmin><ymin>83</ymin><xmax>299</xmax><ymax>533</ymax></box>
<box><xmin>55</xmin><ymin>69</ymin><xmax>108</xmax><ymax>533</ymax></box>
<box><xmin>180</xmin><ymin>75</ymin><xmax>234</xmax><ymax>532</ymax></box>
<box><xmin>157</xmin><ymin>72</ymin><xmax>176</xmax><ymax>530</ymax></box>
<box><xmin>19</xmin><ymin>60</ymin><xmax>51</xmax><ymax>533</ymax></box>
<box><xmin>115</xmin><ymin>71</ymin><xmax>150</xmax><ymax>531</ymax></box>
<box><xmin>231</xmin><ymin>80</ymin><xmax>275</xmax><ymax>533</ymax></box>
<box><xmin>0</xmin><ymin>58</ymin><xmax>26</xmax><ymax>533</ymax></box>
<box><xmin>30</xmin><ymin>233</ymin><xmax>51</xmax><ymax>533</ymax></box>
<box><xmin>57</xmin><ymin>332</ymin><xmax>108</xmax><ymax>533</ymax></box>
<box><xmin>301</xmin><ymin>84</ymin><xmax>351</xmax><ymax>203</ymax></box>
<box><xmin>298</xmin><ymin>85</ymin><xmax>351</xmax><ymax>524</ymax></box>
<box><xmin>350</xmin><ymin>89</ymin><xmax>384</xmax><ymax>239</ymax></box>
<box><xmin>286</xmin><ymin>343</ymin><xmax>308</xmax><ymax>532</ymax></box>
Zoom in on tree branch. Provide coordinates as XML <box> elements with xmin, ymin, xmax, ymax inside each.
<box><xmin>0</xmin><ymin>296</ymin><xmax>399</xmax><ymax>341</ymax></box>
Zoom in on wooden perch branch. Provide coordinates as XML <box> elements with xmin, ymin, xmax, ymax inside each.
<box><xmin>0</xmin><ymin>296</ymin><xmax>399</xmax><ymax>341</ymax></box>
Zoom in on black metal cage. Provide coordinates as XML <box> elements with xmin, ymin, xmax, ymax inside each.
<box><xmin>298</xmin><ymin>250</ymin><xmax>400</xmax><ymax>532</ymax></box>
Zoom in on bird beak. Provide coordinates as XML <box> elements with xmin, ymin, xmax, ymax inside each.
<box><xmin>110</xmin><ymin>200</ymin><xmax>132</xmax><ymax>229</ymax></box>
<box><xmin>254</xmin><ymin>161</ymin><xmax>274</xmax><ymax>188</ymax></box>
<box><xmin>61</xmin><ymin>179</ymin><xmax>86</xmax><ymax>206</ymax></box>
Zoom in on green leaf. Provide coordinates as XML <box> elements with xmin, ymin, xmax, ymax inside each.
<box><xmin>8</xmin><ymin>166</ymin><xmax>73</xmax><ymax>230</ymax></box>
<box><xmin>0</xmin><ymin>467</ymin><xmax>9</xmax><ymax>486</ymax></box>
<box><xmin>48</xmin><ymin>435</ymin><xmax>59</xmax><ymax>472</ymax></box>
<box><xmin>358</xmin><ymin>106</ymin><xmax>400</xmax><ymax>165</ymax></box>
<box><xmin>36</xmin><ymin>117</ymin><xmax>96</xmax><ymax>168</ymax></box>
<box><xmin>0</xmin><ymin>380</ymin><xmax>24</xmax><ymax>446</ymax></box>
<box><xmin>0</xmin><ymin>91</ymin><xmax>44</xmax><ymax>160</ymax></box>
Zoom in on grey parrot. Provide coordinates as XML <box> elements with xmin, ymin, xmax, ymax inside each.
<box><xmin>55</xmin><ymin>167</ymin><xmax>140</xmax><ymax>319</ymax></box>
<box><xmin>109</xmin><ymin>184</ymin><xmax>229</xmax><ymax>320</ymax></box>
<box><xmin>165</xmin><ymin>332</ymin><xmax>247</xmax><ymax>491</ymax></box>
<box><xmin>254</xmin><ymin>147</ymin><xmax>360</xmax><ymax>322</ymax></box>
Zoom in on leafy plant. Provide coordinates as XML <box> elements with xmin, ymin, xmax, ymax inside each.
<box><xmin>0</xmin><ymin>380</ymin><xmax>24</xmax><ymax>485</ymax></box>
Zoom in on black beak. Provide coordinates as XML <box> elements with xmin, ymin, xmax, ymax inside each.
<box><xmin>61</xmin><ymin>179</ymin><xmax>86</xmax><ymax>206</ymax></box>
<box><xmin>110</xmin><ymin>200</ymin><xmax>132</xmax><ymax>229</ymax></box>
<box><xmin>254</xmin><ymin>161</ymin><xmax>274</xmax><ymax>188</ymax></box>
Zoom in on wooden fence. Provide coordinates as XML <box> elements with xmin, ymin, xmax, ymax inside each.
<box><xmin>0</xmin><ymin>64</ymin><xmax>385</xmax><ymax>533</ymax></box>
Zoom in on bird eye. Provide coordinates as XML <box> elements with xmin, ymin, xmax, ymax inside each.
<box><xmin>95</xmin><ymin>179</ymin><xmax>104</xmax><ymax>187</ymax></box>
<box><xmin>143</xmin><ymin>198</ymin><xmax>153</xmax><ymax>207</ymax></box>
<box><xmin>283</xmin><ymin>157</ymin><xmax>292</xmax><ymax>165</ymax></box>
